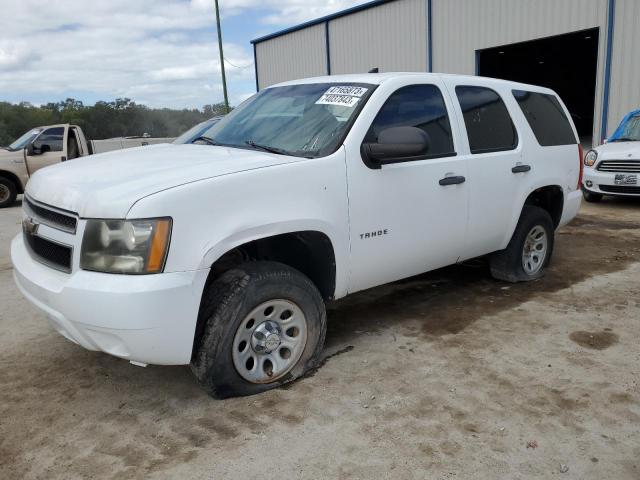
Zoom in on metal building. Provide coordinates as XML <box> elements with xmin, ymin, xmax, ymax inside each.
<box><xmin>250</xmin><ymin>0</ymin><xmax>640</xmax><ymax>145</ymax></box>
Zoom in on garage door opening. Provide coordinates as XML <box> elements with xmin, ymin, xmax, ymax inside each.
<box><xmin>477</xmin><ymin>28</ymin><xmax>599</xmax><ymax>146</ymax></box>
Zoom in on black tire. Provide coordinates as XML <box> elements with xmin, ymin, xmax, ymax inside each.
<box><xmin>191</xmin><ymin>261</ymin><xmax>326</xmax><ymax>398</ymax></box>
<box><xmin>490</xmin><ymin>205</ymin><xmax>555</xmax><ymax>283</ymax></box>
<box><xmin>0</xmin><ymin>177</ymin><xmax>18</xmax><ymax>209</ymax></box>
<box><xmin>582</xmin><ymin>189</ymin><xmax>603</xmax><ymax>203</ymax></box>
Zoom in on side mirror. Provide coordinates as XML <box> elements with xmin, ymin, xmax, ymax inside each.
<box><xmin>26</xmin><ymin>143</ymin><xmax>50</xmax><ymax>155</ymax></box>
<box><xmin>361</xmin><ymin>126</ymin><xmax>430</xmax><ymax>168</ymax></box>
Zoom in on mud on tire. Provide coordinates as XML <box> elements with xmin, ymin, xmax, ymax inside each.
<box><xmin>490</xmin><ymin>205</ymin><xmax>555</xmax><ymax>283</ymax></box>
<box><xmin>191</xmin><ymin>261</ymin><xmax>326</xmax><ymax>398</ymax></box>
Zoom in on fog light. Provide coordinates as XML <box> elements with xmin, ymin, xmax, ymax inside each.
<box><xmin>586</xmin><ymin>180</ymin><xmax>593</xmax><ymax>188</ymax></box>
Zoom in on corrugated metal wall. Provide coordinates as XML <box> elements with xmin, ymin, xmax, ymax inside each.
<box><xmin>608</xmin><ymin>0</ymin><xmax>640</xmax><ymax>136</ymax></box>
<box><xmin>431</xmin><ymin>0</ymin><xmax>609</xmax><ymax>141</ymax></box>
<box><xmin>255</xmin><ymin>23</ymin><xmax>327</xmax><ymax>90</ymax></box>
<box><xmin>328</xmin><ymin>0</ymin><xmax>427</xmax><ymax>74</ymax></box>
<box><xmin>254</xmin><ymin>0</ymin><xmax>638</xmax><ymax>143</ymax></box>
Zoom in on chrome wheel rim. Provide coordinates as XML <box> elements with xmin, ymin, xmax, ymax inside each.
<box><xmin>232</xmin><ymin>299</ymin><xmax>308</xmax><ymax>384</ymax></box>
<box><xmin>522</xmin><ymin>225</ymin><xmax>548</xmax><ymax>275</ymax></box>
<box><xmin>0</xmin><ymin>184</ymin><xmax>10</xmax><ymax>203</ymax></box>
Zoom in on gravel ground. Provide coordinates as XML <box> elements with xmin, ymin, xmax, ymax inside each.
<box><xmin>1</xmin><ymin>195</ymin><xmax>639</xmax><ymax>480</ymax></box>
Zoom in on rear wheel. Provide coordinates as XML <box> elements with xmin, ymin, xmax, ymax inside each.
<box><xmin>0</xmin><ymin>177</ymin><xmax>17</xmax><ymax>208</ymax></box>
<box><xmin>191</xmin><ymin>261</ymin><xmax>326</xmax><ymax>398</ymax></box>
<box><xmin>490</xmin><ymin>206</ymin><xmax>555</xmax><ymax>282</ymax></box>
<box><xmin>582</xmin><ymin>189</ymin><xmax>603</xmax><ymax>203</ymax></box>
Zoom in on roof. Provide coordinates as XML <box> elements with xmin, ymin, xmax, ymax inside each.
<box><xmin>250</xmin><ymin>0</ymin><xmax>397</xmax><ymax>44</ymax></box>
<box><xmin>268</xmin><ymin>72</ymin><xmax>557</xmax><ymax>95</ymax></box>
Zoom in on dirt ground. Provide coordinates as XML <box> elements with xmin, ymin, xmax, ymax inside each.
<box><xmin>1</xmin><ymin>196</ymin><xmax>639</xmax><ymax>480</ymax></box>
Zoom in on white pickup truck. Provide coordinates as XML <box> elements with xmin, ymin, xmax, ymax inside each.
<box><xmin>11</xmin><ymin>73</ymin><xmax>582</xmax><ymax>398</ymax></box>
<box><xmin>0</xmin><ymin>124</ymin><xmax>173</xmax><ymax>208</ymax></box>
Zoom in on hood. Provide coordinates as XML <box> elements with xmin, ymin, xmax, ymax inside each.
<box><xmin>593</xmin><ymin>141</ymin><xmax>640</xmax><ymax>160</ymax></box>
<box><xmin>26</xmin><ymin>143</ymin><xmax>298</xmax><ymax>218</ymax></box>
<box><xmin>0</xmin><ymin>147</ymin><xmax>23</xmax><ymax>163</ymax></box>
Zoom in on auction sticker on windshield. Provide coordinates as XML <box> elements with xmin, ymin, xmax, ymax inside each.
<box><xmin>316</xmin><ymin>86</ymin><xmax>368</xmax><ymax>107</ymax></box>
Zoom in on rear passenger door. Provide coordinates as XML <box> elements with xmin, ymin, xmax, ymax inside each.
<box><xmin>346</xmin><ymin>81</ymin><xmax>469</xmax><ymax>293</ymax></box>
<box><xmin>443</xmin><ymin>81</ymin><xmax>527</xmax><ymax>260</ymax></box>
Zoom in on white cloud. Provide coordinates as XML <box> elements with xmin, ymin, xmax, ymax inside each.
<box><xmin>0</xmin><ymin>0</ymin><xmax>365</xmax><ymax>108</ymax></box>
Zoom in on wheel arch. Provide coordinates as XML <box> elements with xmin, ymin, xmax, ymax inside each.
<box><xmin>502</xmin><ymin>184</ymin><xmax>564</xmax><ymax>248</ymax></box>
<box><xmin>192</xmin><ymin>229</ymin><xmax>337</xmax><ymax>361</ymax></box>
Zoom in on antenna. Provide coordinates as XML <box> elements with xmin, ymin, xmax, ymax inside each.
<box><xmin>368</xmin><ymin>67</ymin><xmax>379</xmax><ymax>73</ymax></box>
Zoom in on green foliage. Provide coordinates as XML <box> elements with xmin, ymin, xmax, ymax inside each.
<box><xmin>0</xmin><ymin>99</ymin><xmax>230</xmax><ymax>146</ymax></box>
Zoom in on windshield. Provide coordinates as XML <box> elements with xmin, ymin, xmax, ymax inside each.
<box><xmin>173</xmin><ymin>118</ymin><xmax>222</xmax><ymax>144</ymax></box>
<box><xmin>7</xmin><ymin>128</ymin><xmax>43</xmax><ymax>151</ymax></box>
<box><xmin>609</xmin><ymin>113</ymin><xmax>640</xmax><ymax>142</ymax></box>
<box><xmin>200</xmin><ymin>83</ymin><xmax>374</xmax><ymax>158</ymax></box>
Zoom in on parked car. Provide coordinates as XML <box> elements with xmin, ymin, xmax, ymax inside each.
<box><xmin>11</xmin><ymin>73</ymin><xmax>582</xmax><ymax>398</ymax></box>
<box><xmin>0</xmin><ymin>124</ymin><xmax>174</xmax><ymax>208</ymax></box>
<box><xmin>173</xmin><ymin>116</ymin><xmax>223</xmax><ymax>144</ymax></box>
<box><xmin>582</xmin><ymin>109</ymin><xmax>640</xmax><ymax>202</ymax></box>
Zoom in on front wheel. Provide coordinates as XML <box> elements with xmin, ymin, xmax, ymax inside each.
<box><xmin>490</xmin><ymin>205</ymin><xmax>555</xmax><ymax>283</ymax></box>
<box><xmin>191</xmin><ymin>261</ymin><xmax>326</xmax><ymax>398</ymax></box>
<box><xmin>0</xmin><ymin>177</ymin><xmax>17</xmax><ymax>208</ymax></box>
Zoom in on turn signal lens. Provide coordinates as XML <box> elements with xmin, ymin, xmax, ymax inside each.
<box><xmin>147</xmin><ymin>220</ymin><xmax>171</xmax><ymax>273</ymax></box>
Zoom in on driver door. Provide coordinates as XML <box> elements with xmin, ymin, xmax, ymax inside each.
<box><xmin>26</xmin><ymin>126</ymin><xmax>68</xmax><ymax>174</ymax></box>
<box><xmin>346</xmin><ymin>81</ymin><xmax>469</xmax><ymax>293</ymax></box>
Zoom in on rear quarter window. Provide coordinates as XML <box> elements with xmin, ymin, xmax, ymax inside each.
<box><xmin>455</xmin><ymin>86</ymin><xmax>518</xmax><ymax>154</ymax></box>
<box><xmin>512</xmin><ymin>90</ymin><xmax>577</xmax><ymax>146</ymax></box>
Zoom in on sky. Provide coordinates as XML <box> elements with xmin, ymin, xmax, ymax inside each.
<box><xmin>0</xmin><ymin>0</ymin><xmax>367</xmax><ymax>110</ymax></box>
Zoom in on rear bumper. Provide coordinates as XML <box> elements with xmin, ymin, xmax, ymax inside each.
<box><xmin>583</xmin><ymin>168</ymin><xmax>640</xmax><ymax>196</ymax></box>
<box><xmin>11</xmin><ymin>234</ymin><xmax>209</xmax><ymax>365</ymax></box>
<box><xmin>559</xmin><ymin>189</ymin><xmax>582</xmax><ymax>227</ymax></box>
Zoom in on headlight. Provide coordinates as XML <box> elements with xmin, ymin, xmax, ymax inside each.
<box><xmin>584</xmin><ymin>149</ymin><xmax>598</xmax><ymax>166</ymax></box>
<box><xmin>81</xmin><ymin>218</ymin><xmax>171</xmax><ymax>274</ymax></box>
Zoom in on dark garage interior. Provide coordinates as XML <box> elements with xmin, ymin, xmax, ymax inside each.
<box><xmin>477</xmin><ymin>28</ymin><xmax>599</xmax><ymax>144</ymax></box>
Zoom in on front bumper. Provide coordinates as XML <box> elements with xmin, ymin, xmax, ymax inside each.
<box><xmin>583</xmin><ymin>168</ymin><xmax>640</xmax><ymax>196</ymax></box>
<box><xmin>11</xmin><ymin>234</ymin><xmax>209</xmax><ymax>365</ymax></box>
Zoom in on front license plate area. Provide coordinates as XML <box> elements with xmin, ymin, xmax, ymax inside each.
<box><xmin>614</xmin><ymin>174</ymin><xmax>638</xmax><ymax>185</ymax></box>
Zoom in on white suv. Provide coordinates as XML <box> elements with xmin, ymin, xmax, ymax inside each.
<box><xmin>11</xmin><ymin>73</ymin><xmax>582</xmax><ymax>397</ymax></box>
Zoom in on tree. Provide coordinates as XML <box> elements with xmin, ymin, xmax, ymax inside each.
<box><xmin>0</xmin><ymin>98</ymin><xmax>230</xmax><ymax>145</ymax></box>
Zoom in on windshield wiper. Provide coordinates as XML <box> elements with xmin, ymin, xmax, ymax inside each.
<box><xmin>610</xmin><ymin>137</ymin><xmax>637</xmax><ymax>142</ymax></box>
<box><xmin>245</xmin><ymin>140</ymin><xmax>291</xmax><ymax>156</ymax></box>
<box><xmin>192</xmin><ymin>135</ymin><xmax>218</xmax><ymax>146</ymax></box>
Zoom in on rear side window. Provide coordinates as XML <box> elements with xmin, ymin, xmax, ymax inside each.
<box><xmin>455</xmin><ymin>86</ymin><xmax>517</xmax><ymax>154</ymax></box>
<box><xmin>364</xmin><ymin>84</ymin><xmax>455</xmax><ymax>158</ymax></box>
<box><xmin>512</xmin><ymin>90</ymin><xmax>577</xmax><ymax>146</ymax></box>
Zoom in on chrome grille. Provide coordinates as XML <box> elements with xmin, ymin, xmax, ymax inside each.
<box><xmin>24</xmin><ymin>196</ymin><xmax>77</xmax><ymax>234</ymax></box>
<box><xmin>597</xmin><ymin>160</ymin><xmax>640</xmax><ymax>173</ymax></box>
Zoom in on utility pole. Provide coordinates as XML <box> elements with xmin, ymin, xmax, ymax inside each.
<box><xmin>214</xmin><ymin>0</ymin><xmax>229</xmax><ymax>113</ymax></box>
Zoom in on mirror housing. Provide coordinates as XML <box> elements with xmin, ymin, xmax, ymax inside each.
<box><xmin>27</xmin><ymin>143</ymin><xmax>50</xmax><ymax>155</ymax></box>
<box><xmin>361</xmin><ymin>126</ymin><xmax>430</xmax><ymax>168</ymax></box>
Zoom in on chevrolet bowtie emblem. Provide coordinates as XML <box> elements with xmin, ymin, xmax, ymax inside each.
<box><xmin>22</xmin><ymin>217</ymin><xmax>39</xmax><ymax>236</ymax></box>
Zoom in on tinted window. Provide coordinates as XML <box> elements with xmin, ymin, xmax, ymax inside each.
<box><xmin>513</xmin><ymin>90</ymin><xmax>577</xmax><ymax>146</ymax></box>
<box><xmin>33</xmin><ymin>127</ymin><xmax>64</xmax><ymax>152</ymax></box>
<box><xmin>364</xmin><ymin>84</ymin><xmax>455</xmax><ymax>158</ymax></box>
<box><xmin>456</xmin><ymin>86</ymin><xmax>517</xmax><ymax>154</ymax></box>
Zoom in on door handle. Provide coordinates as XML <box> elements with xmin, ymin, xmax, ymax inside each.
<box><xmin>511</xmin><ymin>164</ymin><xmax>531</xmax><ymax>173</ymax></box>
<box><xmin>439</xmin><ymin>175</ymin><xmax>466</xmax><ymax>186</ymax></box>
